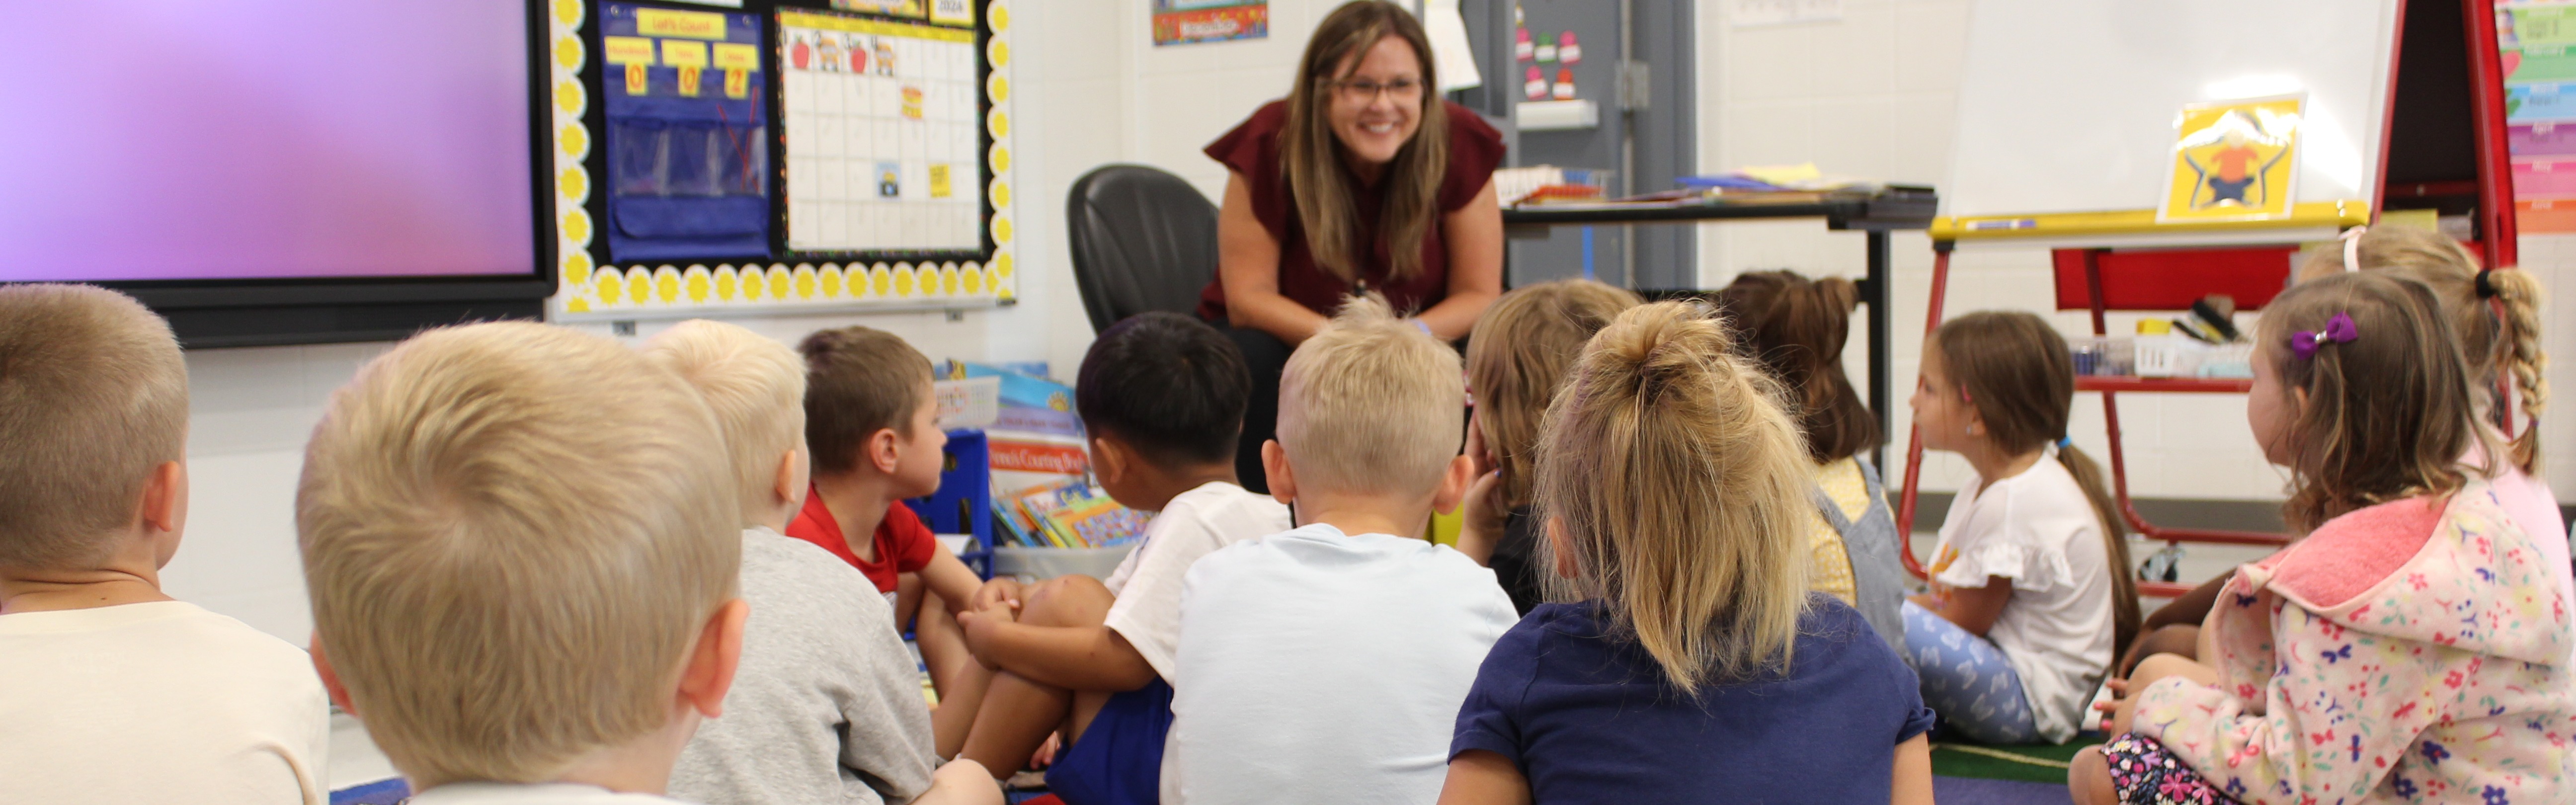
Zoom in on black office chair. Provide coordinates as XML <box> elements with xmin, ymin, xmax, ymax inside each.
<box><xmin>1065</xmin><ymin>164</ymin><xmax>1220</xmax><ymax>333</ymax></box>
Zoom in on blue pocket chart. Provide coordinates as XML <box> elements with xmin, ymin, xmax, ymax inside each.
<box><xmin>599</xmin><ymin>2</ymin><xmax>770</xmax><ymax>262</ymax></box>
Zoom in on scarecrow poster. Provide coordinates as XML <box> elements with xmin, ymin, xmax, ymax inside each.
<box><xmin>2159</xmin><ymin>95</ymin><xmax>2304</xmax><ymax>223</ymax></box>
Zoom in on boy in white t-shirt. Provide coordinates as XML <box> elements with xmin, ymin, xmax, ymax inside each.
<box><xmin>644</xmin><ymin>320</ymin><xmax>999</xmax><ymax>805</ymax></box>
<box><xmin>943</xmin><ymin>313</ymin><xmax>1288</xmax><ymax>804</ymax></box>
<box><xmin>300</xmin><ymin>322</ymin><xmax>751</xmax><ymax>805</ymax></box>
<box><xmin>0</xmin><ymin>284</ymin><xmax>331</xmax><ymax>805</ymax></box>
<box><xmin>1165</xmin><ymin>296</ymin><xmax>1519</xmax><ymax>805</ymax></box>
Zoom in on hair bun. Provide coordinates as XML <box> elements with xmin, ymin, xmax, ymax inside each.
<box><xmin>1594</xmin><ymin>302</ymin><xmax>1732</xmax><ymax>401</ymax></box>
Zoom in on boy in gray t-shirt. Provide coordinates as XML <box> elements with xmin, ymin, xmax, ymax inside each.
<box><xmin>646</xmin><ymin>320</ymin><xmax>998</xmax><ymax>805</ymax></box>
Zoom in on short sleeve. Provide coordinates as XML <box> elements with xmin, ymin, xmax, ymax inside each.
<box><xmin>1204</xmin><ymin>100</ymin><xmax>1292</xmax><ymax>241</ymax></box>
<box><xmin>1931</xmin><ymin>482</ymin><xmax>2081</xmax><ymax>593</ymax></box>
<box><xmin>1449</xmin><ymin>617</ymin><xmax>1540</xmax><ymax>766</ymax></box>
<box><xmin>1204</xmin><ymin>101</ymin><xmax>1281</xmax><ymax>182</ymax></box>
<box><xmin>1436</xmin><ymin>102</ymin><xmax>1506</xmax><ymax>212</ymax></box>
<box><xmin>884</xmin><ymin>503</ymin><xmax>940</xmax><ymax>574</ymax></box>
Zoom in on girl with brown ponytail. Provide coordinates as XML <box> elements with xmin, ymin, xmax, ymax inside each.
<box><xmin>1904</xmin><ymin>311</ymin><xmax>2141</xmax><ymax>745</ymax></box>
<box><xmin>1717</xmin><ymin>270</ymin><xmax>1912</xmax><ymax>650</ymax></box>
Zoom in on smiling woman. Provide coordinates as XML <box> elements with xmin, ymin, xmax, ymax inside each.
<box><xmin>1199</xmin><ymin>0</ymin><xmax>1506</xmax><ymax>491</ymax></box>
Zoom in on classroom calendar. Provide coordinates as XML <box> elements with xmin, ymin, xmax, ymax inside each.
<box><xmin>779</xmin><ymin>9</ymin><xmax>982</xmax><ymax>253</ymax></box>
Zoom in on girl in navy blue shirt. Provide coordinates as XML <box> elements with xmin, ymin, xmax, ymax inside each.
<box><xmin>1437</xmin><ymin>302</ymin><xmax>1936</xmax><ymax>805</ymax></box>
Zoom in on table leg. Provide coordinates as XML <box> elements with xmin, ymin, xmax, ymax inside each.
<box><xmin>1867</xmin><ymin>229</ymin><xmax>1891</xmax><ymax>471</ymax></box>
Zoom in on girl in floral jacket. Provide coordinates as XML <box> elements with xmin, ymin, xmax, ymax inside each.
<box><xmin>2073</xmin><ymin>271</ymin><xmax>2574</xmax><ymax>805</ymax></box>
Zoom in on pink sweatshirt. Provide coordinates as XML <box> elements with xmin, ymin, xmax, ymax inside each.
<box><xmin>2132</xmin><ymin>483</ymin><xmax>2575</xmax><ymax>805</ymax></box>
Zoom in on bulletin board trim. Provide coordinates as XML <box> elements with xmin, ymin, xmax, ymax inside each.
<box><xmin>545</xmin><ymin>0</ymin><xmax>1019</xmax><ymax>320</ymax></box>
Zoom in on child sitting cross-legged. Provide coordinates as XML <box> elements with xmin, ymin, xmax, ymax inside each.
<box><xmin>788</xmin><ymin>326</ymin><xmax>991</xmax><ymax>755</ymax></box>
<box><xmin>2071</xmin><ymin>271</ymin><xmax>2575</xmax><ymax>805</ymax></box>
<box><xmin>941</xmin><ymin>312</ymin><xmax>1289</xmax><ymax>804</ymax></box>
<box><xmin>299</xmin><ymin>322</ymin><xmax>748</xmax><ymax>805</ymax></box>
<box><xmin>1165</xmin><ymin>295</ymin><xmax>1519</xmax><ymax>805</ymax></box>
<box><xmin>1435</xmin><ymin>301</ymin><xmax>1935</xmax><ymax>805</ymax></box>
<box><xmin>644</xmin><ymin>320</ymin><xmax>998</xmax><ymax>805</ymax></box>
<box><xmin>1908</xmin><ymin>310</ymin><xmax>2142</xmax><ymax>745</ymax></box>
<box><xmin>0</xmin><ymin>285</ymin><xmax>331</xmax><ymax>805</ymax></box>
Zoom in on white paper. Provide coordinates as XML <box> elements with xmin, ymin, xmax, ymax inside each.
<box><xmin>1425</xmin><ymin>0</ymin><xmax>1480</xmax><ymax>92</ymax></box>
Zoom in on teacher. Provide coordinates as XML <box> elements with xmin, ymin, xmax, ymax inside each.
<box><xmin>1198</xmin><ymin>0</ymin><xmax>1506</xmax><ymax>491</ymax></box>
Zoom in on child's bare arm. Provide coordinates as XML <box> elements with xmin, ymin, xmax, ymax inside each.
<box><xmin>907</xmin><ymin>759</ymin><xmax>1002</xmax><ymax>805</ymax></box>
<box><xmin>918</xmin><ymin>549</ymin><xmax>985</xmax><ymax>612</ymax></box>
<box><xmin>958</xmin><ymin>616</ymin><xmax>1157</xmax><ymax>692</ymax></box>
<box><xmin>1907</xmin><ymin>575</ymin><xmax>2012</xmax><ymax>637</ymax></box>
<box><xmin>1434</xmin><ymin>750</ymin><xmax>1532</xmax><ymax>805</ymax></box>
<box><xmin>1891</xmin><ymin>734</ymin><xmax>1933</xmax><ymax>805</ymax></box>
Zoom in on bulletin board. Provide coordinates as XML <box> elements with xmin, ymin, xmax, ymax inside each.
<box><xmin>541</xmin><ymin>0</ymin><xmax>1019</xmax><ymax>319</ymax></box>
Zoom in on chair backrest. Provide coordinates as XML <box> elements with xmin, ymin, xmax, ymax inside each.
<box><xmin>1065</xmin><ymin>164</ymin><xmax>1220</xmax><ymax>333</ymax></box>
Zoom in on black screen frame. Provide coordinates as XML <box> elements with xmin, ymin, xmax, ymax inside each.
<box><xmin>72</xmin><ymin>0</ymin><xmax>560</xmax><ymax>349</ymax></box>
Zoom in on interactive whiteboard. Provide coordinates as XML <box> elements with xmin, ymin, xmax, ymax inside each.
<box><xmin>1944</xmin><ymin>0</ymin><xmax>2402</xmax><ymax>218</ymax></box>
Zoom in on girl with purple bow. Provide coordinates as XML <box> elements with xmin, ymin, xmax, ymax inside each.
<box><xmin>2071</xmin><ymin>271</ymin><xmax>2576</xmax><ymax>805</ymax></box>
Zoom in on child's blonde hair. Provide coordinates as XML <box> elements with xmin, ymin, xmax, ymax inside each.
<box><xmin>2297</xmin><ymin>226</ymin><xmax>2548</xmax><ymax>473</ymax></box>
<box><xmin>1464</xmin><ymin>280</ymin><xmax>1642</xmax><ymax>508</ymax></box>
<box><xmin>1278</xmin><ymin>294</ymin><xmax>1464</xmax><ymax>496</ymax></box>
<box><xmin>1930</xmin><ymin>311</ymin><xmax>2141</xmax><ymax>653</ymax></box>
<box><xmin>644</xmin><ymin>320</ymin><xmax>809</xmax><ymax>523</ymax></box>
<box><xmin>1535</xmin><ymin>302</ymin><xmax>1814</xmax><ymax>690</ymax></box>
<box><xmin>1716</xmin><ymin>270</ymin><xmax>1876</xmax><ymax>464</ymax></box>
<box><xmin>0</xmin><ymin>284</ymin><xmax>189</xmax><ymax>570</ymax></box>
<box><xmin>298</xmin><ymin>322</ymin><xmax>739</xmax><ymax>789</ymax></box>
<box><xmin>2257</xmin><ymin>271</ymin><xmax>2494</xmax><ymax>533</ymax></box>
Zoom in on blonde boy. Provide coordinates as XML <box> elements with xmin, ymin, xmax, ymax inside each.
<box><xmin>300</xmin><ymin>322</ymin><xmax>745</xmax><ymax>805</ymax></box>
<box><xmin>0</xmin><ymin>284</ymin><xmax>330</xmax><ymax>805</ymax></box>
<box><xmin>1163</xmin><ymin>296</ymin><xmax>1518</xmax><ymax>805</ymax></box>
<box><xmin>643</xmin><ymin>320</ymin><xmax>997</xmax><ymax>805</ymax></box>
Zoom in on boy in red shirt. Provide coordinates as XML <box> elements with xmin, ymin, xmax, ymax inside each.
<box><xmin>789</xmin><ymin>325</ymin><xmax>990</xmax><ymax>756</ymax></box>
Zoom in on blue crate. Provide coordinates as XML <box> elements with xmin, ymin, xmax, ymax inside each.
<box><xmin>903</xmin><ymin>429</ymin><xmax>994</xmax><ymax>579</ymax></box>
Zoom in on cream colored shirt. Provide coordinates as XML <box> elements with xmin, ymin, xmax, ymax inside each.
<box><xmin>0</xmin><ymin>600</ymin><xmax>331</xmax><ymax>805</ymax></box>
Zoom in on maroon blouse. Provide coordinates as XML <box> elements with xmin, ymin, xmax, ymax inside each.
<box><xmin>1197</xmin><ymin>99</ymin><xmax>1507</xmax><ymax>322</ymax></box>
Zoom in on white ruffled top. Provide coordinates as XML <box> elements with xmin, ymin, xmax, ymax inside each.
<box><xmin>1926</xmin><ymin>445</ymin><xmax>2122</xmax><ymax>743</ymax></box>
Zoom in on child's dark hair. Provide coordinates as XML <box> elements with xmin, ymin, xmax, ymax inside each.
<box><xmin>1715</xmin><ymin>270</ymin><xmax>1876</xmax><ymax>464</ymax></box>
<box><xmin>1075</xmin><ymin>312</ymin><xmax>1253</xmax><ymax>467</ymax></box>
<box><xmin>2258</xmin><ymin>271</ymin><xmax>2492</xmax><ymax>533</ymax></box>
<box><xmin>799</xmin><ymin>325</ymin><xmax>932</xmax><ymax>475</ymax></box>
<box><xmin>1932</xmin><ymin>311</ymin><xmax>2141</xmax><ymax>653</ymax></box>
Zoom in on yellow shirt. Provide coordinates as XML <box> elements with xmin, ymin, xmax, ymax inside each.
<box><xmin>1802</xmin><ymin>457</ymin><xmax>1872</xmax><ymax>606</ymax></box>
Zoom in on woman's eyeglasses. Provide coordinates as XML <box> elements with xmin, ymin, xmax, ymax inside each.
<box><xmin>1328</xmin><ymin>77</ymin><xmax>1423</xmax><ymax>103</ymax></box>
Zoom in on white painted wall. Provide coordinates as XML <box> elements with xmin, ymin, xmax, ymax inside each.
<box><xmin>166</xmin><ymin>0</ymin><xmax>2576</xmax><ymax>643</ymax></box>
<box><xmin>1694</xmin><ymin>0</ymin><xmax>2575</xmax><ymax>503</ymax></box>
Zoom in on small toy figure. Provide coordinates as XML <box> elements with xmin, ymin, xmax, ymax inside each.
<box><xmin>1525</xmin><ymin>66</ymin><xmax>1547</xmax><ymax>100</ymax></box>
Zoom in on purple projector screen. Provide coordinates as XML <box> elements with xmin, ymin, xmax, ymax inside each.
<box><xmin>0</xmin><ymin>1</ymin><xmax>537</xmax><ymax>283</ymax></box>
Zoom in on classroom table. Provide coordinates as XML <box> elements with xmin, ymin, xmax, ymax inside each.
<box><xmin>1501</xmin><ymin>185</ymin><xmax>1939</xmax><ymax>469</ymax></box>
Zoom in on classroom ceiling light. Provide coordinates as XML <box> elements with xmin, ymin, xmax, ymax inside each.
<box><xmin>2203</xmin><ymin>75</ymin><xmax>2305</xmax><ymax>100</ymax></box>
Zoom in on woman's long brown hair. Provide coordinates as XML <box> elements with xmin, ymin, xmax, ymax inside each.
<box><xmin>1932</xmin><ymin>312</ymin><xmax>2141</xmax><ymax>654</ymax></box>
<box><xmin>1282</xmin><ymin>1</ymin><xmax>1447</xmax><ymax>286</ymax></box>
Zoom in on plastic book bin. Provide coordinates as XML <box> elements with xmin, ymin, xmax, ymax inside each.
<box><xmin>903</xmin><ymin>429</ymin><xmax>995</xmax><ymax>579</ymax></box>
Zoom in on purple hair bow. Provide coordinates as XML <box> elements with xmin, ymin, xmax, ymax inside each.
<box><xmin>2290</xmin><ymin>312</ymin><xmax>2358</xmax><ymax>360</ymax></box>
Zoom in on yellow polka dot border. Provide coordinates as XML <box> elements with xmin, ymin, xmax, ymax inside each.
<box><xmin>549</xmin><ymin>0</ymin><xmax>1016</xmax><ymax>317</ymax></box>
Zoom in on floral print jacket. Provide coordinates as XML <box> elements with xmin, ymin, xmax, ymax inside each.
<box><xmin>2132</xmin><ymin>482</ymin><xmax>2574</xmax><ymax>805</ymax></box>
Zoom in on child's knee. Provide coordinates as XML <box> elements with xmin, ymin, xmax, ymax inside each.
<box><xmin>2068</xmin><ymin>746</ymin><xmax>2118</xmax><ymax>805</ymax></box>
<box><xmin>2130</xmin><ymin>652</ymin><xmax>2215</xmax><ymax>689</ymax></box>
<box><xmin>1021</xmin><ymin>574</ymin><xmax>1114</xmax><ymax>627</ymax></box>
